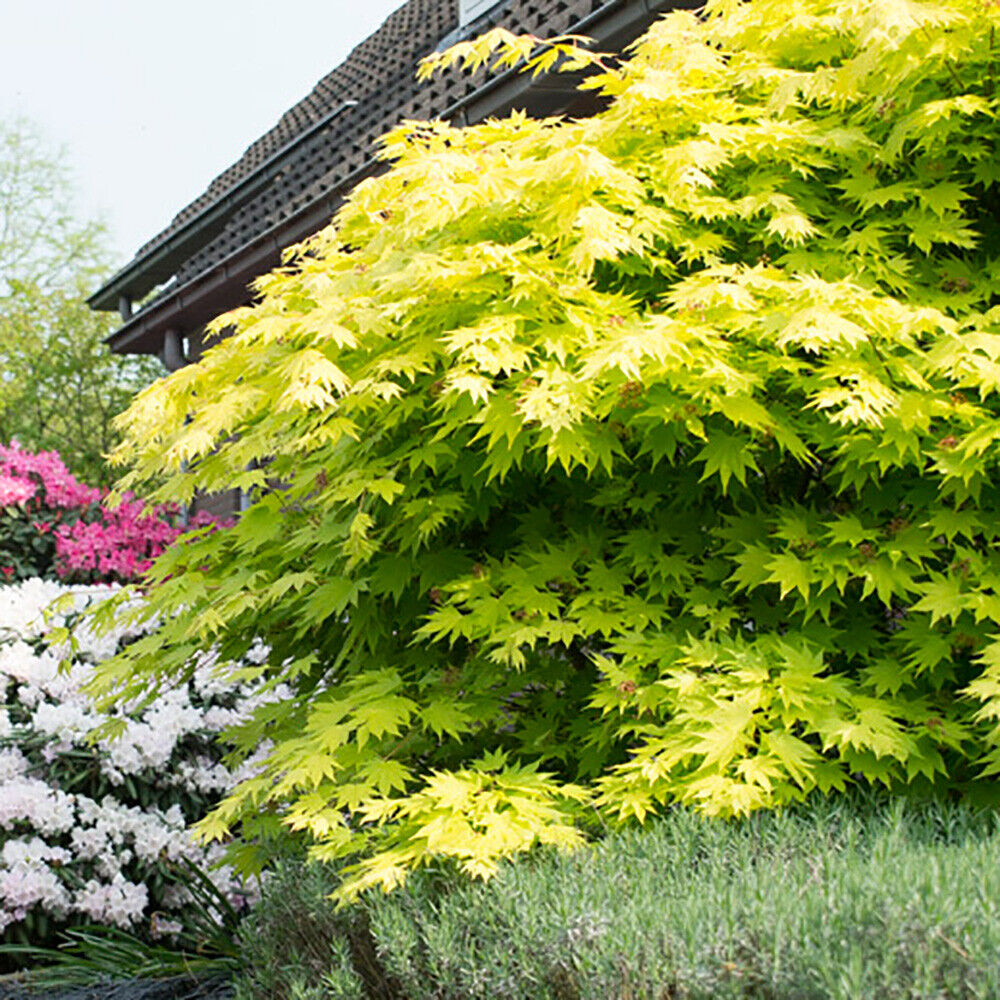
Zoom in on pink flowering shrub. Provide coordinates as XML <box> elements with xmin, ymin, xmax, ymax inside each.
<box><xmin>54</xmin><ymin>496</ymin><xmax>217</xmax><ymax>584</ymax></box>
<box><xmin>0</xmin><ymin>477</ymin><xmax>38</xmax><ymax>507</ymax></box>
<box><xmin>0</xmin><ymin>442</ymin><xmax>215</xmax><ymax>584</ymax></box>
<box><xmin>0</xmin><ymin>444</ymin><xmax>100</xmax><ymax>510</ymax></box>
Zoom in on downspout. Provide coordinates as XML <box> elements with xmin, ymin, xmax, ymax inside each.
<box><xmin>159</xmin><ymin>329</ymin><xmax>192</xmax><ymax>525</ymax></box>
<box><xmin>161</xmin><ymin>329</ymin><xmax>251</xmax><ymax>518</ymax></box>
<box><xmin>160</xmin><ymin>329</ymin><xmax>190</xmax><ymax>372</ymax></box>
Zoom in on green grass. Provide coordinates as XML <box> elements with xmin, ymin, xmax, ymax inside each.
<box><xmin>234</xmin><ymin>795</ymin><xmax>1000</xmax><ymax>1000</ymax></box>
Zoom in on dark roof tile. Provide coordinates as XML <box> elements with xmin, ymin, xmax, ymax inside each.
<box><xmin>136</xmin><ymin>0</ymin><xmax>460</xmax><ymax>260</ymax></box>
<box><xmin>98</xmin><ymin>0</ymin><xmax>641</xmax><ymax>337</ymax></box>
<box><xmin>165</xmin><ymin>0</ymin><xmax>605</xmax><ymax>287</ymax></box>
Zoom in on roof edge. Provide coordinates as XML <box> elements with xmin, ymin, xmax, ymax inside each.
<box><xmin>105</xmin><ymin>0</ymin><xmax>686</xmax><ymax>355</ymax></box>
<box><xmin>89</xmin><ymin>100</ymin><xmax>358</xmax><ymax>313</ymax></box>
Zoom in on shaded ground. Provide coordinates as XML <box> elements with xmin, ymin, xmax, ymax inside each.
<box><xmin>0</xmin><ymin>975</ymin><xmax>232</xmax><ymax>1000</ymax></box>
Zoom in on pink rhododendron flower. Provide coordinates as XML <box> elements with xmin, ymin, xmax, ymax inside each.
<box><xmin>0</xmin><ymin>442</ymin><xmax>99</xmax><ymax>509</ymax></box>
<box><xmin>0</xmin><ymin>475</ymin><xmax>36</xmax><ymax>506</ymax></box>
<box><xmin>54</xmin><ymin>496</ymin><xmax>222</xmax><ymax>583</ymax></box>
<box><xmin>0</xmin><ymin>440</ymin><xmax>230</xmax><ymax>585</ymax></box>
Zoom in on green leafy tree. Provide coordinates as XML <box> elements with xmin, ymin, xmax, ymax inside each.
<box><xmin>98</xmin><ymin>0</ymin><xmax>1000</xmax><ymax>897</ymax></box>
<box><xmin>0</xmin><ymin>119</ymin><xmax>159</xmax><ymax>485</ymax></box>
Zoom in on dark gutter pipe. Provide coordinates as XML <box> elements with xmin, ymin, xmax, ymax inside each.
<box><xmin>161</xmin><ymin>330</ymin><xmax>190</xmax><ymax>371</ymax></box>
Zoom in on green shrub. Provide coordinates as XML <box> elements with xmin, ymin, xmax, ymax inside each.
<box><xmin>232</xmin><ymin>863</ymin><xmax>364</xmax><ymax>1000</ymax></box>
<box><xmin>99</xmin><ymin>0</ymin><xmax>1000</xmax><ymax>895</ymax></box>
<box><xmin>236</xmin><ymin>798</ymin><xmax>1000</xmax><ymax>1000</ymax></box>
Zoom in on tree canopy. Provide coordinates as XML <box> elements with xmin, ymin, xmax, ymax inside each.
<box><xmin>0</xmin><ymin>119</ymin><xmax>159</xmax><ymax>484</ymax></box>
<box><xmin>99</xmin><ymin>0</ymin><xmax>1000</xmax><ymax>897</ymax></box>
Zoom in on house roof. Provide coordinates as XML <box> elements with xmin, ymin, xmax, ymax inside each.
<box><xmin>135</xmin><ymin>0</ymin><xmax>459</xmax><ymax>267</ymax></box>
<box><xmin>92</xmin><ymin>0</ymin><xmax>680</xmax><ymax>356</ymax></box>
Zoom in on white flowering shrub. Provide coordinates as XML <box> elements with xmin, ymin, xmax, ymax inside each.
<box><xmin>0</xmin><ymin>578</ymin><xmax>288</xmax><ymax>953</ymax></box>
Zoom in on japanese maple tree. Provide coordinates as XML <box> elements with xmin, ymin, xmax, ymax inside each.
<box><xmin>98</xmin><ymin>0</ymin><xmax>1000</xmax><ymax>897</ymax></box>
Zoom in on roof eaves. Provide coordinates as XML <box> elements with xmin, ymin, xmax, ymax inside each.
<box><xmin>105</xmin><ymin>156</ymin><xmax>376</xmax><ymax>356</ymax></box>
<box><xmin>88</xmin><ymin>99</ymin><xmax>358</xmax><ymax>313</ymax></box>
<box><xmin>106</xmin><ymin>0</ymin><xmax>684</xmax><ymax>357</ymax></box>
<box><xmin>106</xmin><ymin>56</ymin><xmax>584</xmax><ymax>355</ymax></box>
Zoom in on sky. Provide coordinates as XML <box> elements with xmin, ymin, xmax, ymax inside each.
<box><xmin>0</xmin><ymin>0</ymin><xmax>405</xmax><ymax>267</ymax></box>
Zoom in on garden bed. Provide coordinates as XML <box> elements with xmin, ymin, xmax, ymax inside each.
<box><xmin>235</xmin><ymin>797</ymin><xmax>1000</xmax><ymax>1000</ymax></box>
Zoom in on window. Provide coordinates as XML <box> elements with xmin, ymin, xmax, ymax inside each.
<box><xmin>459</xmin><ymin>0</ymin><xmax>502</xmax><ymax>28</ymax></box>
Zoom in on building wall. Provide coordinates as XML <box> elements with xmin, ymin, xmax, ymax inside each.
<box><xmin>191</xmin><ymin>488</ymin><xmax>242</xmax><ymax>521</ymax></box>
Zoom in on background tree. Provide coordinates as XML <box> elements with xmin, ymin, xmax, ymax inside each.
<box><xmin>0</xmin><ymin>119</ymin><xmax>159</xmax><ymax>485</ymax></box>
<box><xmin>98</xmin><ymin>0</ymin><xmax>1000</xmax><ymax>898</ymax></box>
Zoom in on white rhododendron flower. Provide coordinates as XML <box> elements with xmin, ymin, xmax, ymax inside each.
<box><xmin>74</xmin><ymin>874</ymin><xmax>148</xmax><ymax>927</ymax></box>
<box><xmin>0</xmin><ymin>579</ymin><xmax>282</xmax><ymax>937</ymax></box>
<box><xmin>0</xmin><ymin>747</ymin><xmax>27</xmax><ymax>781</ymax></box>
<box><xmin>0</xmin><ymin>777</ymin><xmax>76</xmax><ymax>834</ymax></box>
<box><xmin>0</xmin><ymin>578</ymin><xmax>67</xmax><ymax>637</ymax></box>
